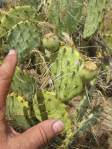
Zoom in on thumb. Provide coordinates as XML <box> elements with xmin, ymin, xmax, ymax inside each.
<box><xmin>15</xmin><ymin>120</ymin><xmax>64</xmax><ymax>149</ymax></box>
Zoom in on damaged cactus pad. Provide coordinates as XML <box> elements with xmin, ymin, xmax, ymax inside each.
<box><xmin>6</xmin><ymin>93</ymin><xmax>33</xmax><ymax>130</ymax></box>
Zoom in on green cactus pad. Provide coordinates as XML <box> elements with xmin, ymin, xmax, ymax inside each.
<box><xmin>33</xmin><ymin>91</ymin><xmax>73</xmax><ymax>137</ymax></box>
<box><xmin>6</xmin><ymin>20</ymin><xmax>41</xmax><ymax>62</ymax></box>
<box><xmin>11</xmin><ymin>67</ymin><xmax>36</xmax><ymax>101</ymax></box>
<box><xmin>100</xmin><ymin>9</ymin><xmax>112</xmax><ymax>53</ymax></box>
<box><xmin>47</xmin><ymin>0</ymin><xmax>83</xmax><ymax>33</ymax></box>
<box><xmin>6</xmin><ymin>93</ymin><xmax>32</xmax><ymax>130</ymax></box>
<box><xmin>83</xmin><ymin>0</ymin><xmax>107</xmax><ymax>38</ymax></box>
<box><xmin>0</xmin><ymin>5</ymin><xmax>37</xmax><ymax>37</ymax></box>
<box><xmin>51</xmin><ymin>45</ymin><xmax>83</xmax><ymax>102</ymax></box>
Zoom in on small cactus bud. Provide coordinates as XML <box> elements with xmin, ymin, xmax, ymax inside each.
<box><xmin>79</xmin><ymin>61</ymin><xmax>98</xmax><ymax>81</ymax></box>
<box><xmin>42</xmin><ymin>33</ymin><xmax>60</xmax><ymax>51</ymax></box>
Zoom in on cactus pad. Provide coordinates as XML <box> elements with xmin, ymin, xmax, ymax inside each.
<box><xmin>6</xmin><ymin>21</ymin><xmax>41</xmax><ymax>62</ymax></box>
<box><xmin>0</xmin><ymin>5</ymin><xmax>37</xmax><ymax>37</ymax></box>
<box><xmin>51</xmin><ymin>45</ymin><xmax>83</xmax><ymax>102</ymax></box>
<box><xmin>11</xmin><ymin>67</ymin><xmax>36</xmax><ymax>101</ymax></box>
<box><xmin>47</xmin><ymin>0</ymin><xmax>83</xmax><ymax>33</ymax></box>
<box><xmin>6</xmin><ymin>93</ymin><xmax>32</xmax><ymax>130</ymax></box>
<box><xmin>100</xmin><ymin>9</ymin><xmax>112</xmax><ymax>54</ymax></box>
<box><xmin>83</xmin><ymin>0</ymin><xmax>107</xmax><ymax>38</ymax></box>
<box><xmin>33</xmin><ymin>91</ymin><xmax>73</xmax><ymax>143</ymax></box>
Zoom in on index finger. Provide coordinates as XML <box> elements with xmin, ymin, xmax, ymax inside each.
<box><xmin>0</xmin><ymin>50</ymin><xmax>17</xmax><ymax>120</ymax></box>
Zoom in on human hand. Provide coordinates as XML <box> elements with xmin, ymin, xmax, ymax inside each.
<box><xmin>0</xmin><ymin>50</ymin><xmax>64</xmax><ymax>149</ymax></box>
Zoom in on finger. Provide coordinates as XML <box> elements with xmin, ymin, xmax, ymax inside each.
<box><xmin>15</xmin><ymin>120</ymin><xmax>64</xmax><ymax>149</ymax></box>
<box><xmin>0</xmin><ymin>50</ymin><xmax>17</xmax><ymax>120</ymax></box>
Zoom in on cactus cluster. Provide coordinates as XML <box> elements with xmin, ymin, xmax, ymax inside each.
<box><xmin>6</xmin><ymin>91</ymin><xmax>73</xmax><ymax>135</ymax></box>
<box><xmin>6</xmin><ymin>68</ymin><xmax>73</xmax><ymax>146</ymax></box>
<box><xmin>0</xmin><ymin>1</ymin><xmax>102</xmax><ymax>148</ymax></box>
<box><xmin>6</xmin><ymin>57</ymin><xmax>98</xmax><ymax>148</ymax></box>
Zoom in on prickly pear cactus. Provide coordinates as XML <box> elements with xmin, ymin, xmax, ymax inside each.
<box><xmin>6</xmin><ymin>20</ymin><xmax>41</xmax><ymax>62</ymax></box>
<box><xmin>6</xmin><ymin>90</ymin><xmax>73</xmax><ymax>147</ymax></box>
<box><xmin>50</xmin><ymin>45</ymin><xmax>98</xmax><ymax>102</ymax></box>
<box><xmin>1</xmin><ymin>1</ymin><xmax>101</xmax><ymax>148</ymax></box>
<box><xmin>9</xmin><ymin>68</ymin><xmax>73</xmax><ymax>133</ymax></box>
<box><xmin>47</xmin><ymin>0</ymin><xmax>83</xmax><ymax>34</ymax></box>
<box><xmin>33</xmin><ymin>91</ymin><xmax>73</xmax><ymax>136</ymax></box>
<box><xmin>0</xmin><ymin>5</ymin><xmax>37</xmax><ymax>37</ymax></box>
<box><xmin>33</xmin><ymin>91</ymin><xmax>73</xmax><ymax>147</ymax></box>
<box><xmin>6</xmin><ymin>67</ymin><xmax>39</xmax><ymax>130</ymax></box>
<box><xmin>11</xmin><ymin>67</ymin><xmax>36</xmax><ymax>101</ymax></box>
<box><xmin>83</xmin><ymin>0</ymin><xmax>107</xmax><ymax>38</ymax></box>
<box><xmin>100</xmin><ymin>8</ymin><xmax>112</xmax><ymax>54</ymax></box>
<box><xmin>6</xmin><ymin>93</ymin><xmax>32</xmax><ymax>130</ymax></box>
<box><xmin>51</xmin><ymin>45</ymin><xmax>84</xmax><ymax>102</ymax></box>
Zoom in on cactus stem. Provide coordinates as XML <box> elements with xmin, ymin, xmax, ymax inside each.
<box><xmin>36</xmin><ymin>85</ymin><xmax>48</xmax><ymax>121</ymax></box>
<box><xmin>76</xmin><ymin>86</ymin><xmax>91</xmax><ymax>122</ymax></box>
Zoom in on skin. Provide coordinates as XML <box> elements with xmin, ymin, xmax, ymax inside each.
<box><xmin>0</xmin><ymin>50</ymin><xmax>64</xmax><ymax>149</ymax></box>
